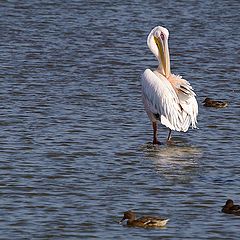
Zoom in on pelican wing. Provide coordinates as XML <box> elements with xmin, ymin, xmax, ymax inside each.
<box><xmin>141</xmin><ymin>69</ymin><xmax>183</xmax><ymax>131</ymax></box>
<box><xmin>168</xmin><ymin>74</ymin><xmax>198</xmax><ymax>131</ymax></box>
<box><xmin>180</xmin><ymin>95</ymin><xmax>198</xmax><ymax>130</ymax></box>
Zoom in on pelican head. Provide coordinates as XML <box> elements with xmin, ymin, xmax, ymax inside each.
<box><xmin>147</xmin><ymin>26</ymin><xmax>171</xmax><ymax>78</ymax></box>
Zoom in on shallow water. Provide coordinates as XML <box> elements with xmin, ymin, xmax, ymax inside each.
<box><xmin>0</xmin><ymin>0</ymin><xmax>239</xmax><ymax>239</ymax></box>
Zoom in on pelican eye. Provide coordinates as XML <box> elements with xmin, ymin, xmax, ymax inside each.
<box><xmin>160</xmin><ymin>33</ymin><xmax>164</xmax><ymax>40</ymax></box>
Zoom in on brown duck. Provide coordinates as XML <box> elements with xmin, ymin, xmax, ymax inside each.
<box><xmin>222</xmin><ymin>199</ymin><xmax>240</xmax><ymax>215</ymax></box>
<box><xmin>119</xmin><ymin>210</ymin><xmax>169</xmax><ymax>227</ymax></box>
<box><xmin>203</xmin><ymin>97</ymin><xmax>228</xmax><ymax>108</ymax></box>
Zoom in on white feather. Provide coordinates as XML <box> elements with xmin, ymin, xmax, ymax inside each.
<box><xmin>141</xmin><ymin>25</ymin><xmax>198</xmax><ymax>135</ymax></box>
<box><xmin>141</xmin><ymin>69</ymin><xmax>183</xmax><ymax>131</ymax></box>
<box><xmin>141</xmin><ymin>69</ymin><xmax>198</xmax><ymax>132</ymax></box>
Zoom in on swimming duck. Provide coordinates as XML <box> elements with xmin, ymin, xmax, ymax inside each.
<box><xmin>119</xmin><ymin>210</ymin><xmax>169</xmax><ymax>228</ymax></box>
<box><xmin>222</xmin><ymin>199</ymin><xmax>240</xmax><ymax>215</ymax></box>
<box><xmin>202</xmin><ymin>97</ymin><xmax>228</xmax><ymax>108</ymax></box>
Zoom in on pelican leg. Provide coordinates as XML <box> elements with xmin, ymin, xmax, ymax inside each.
<box><xmin>167</xmin><ymin>129</ymin><xmax>172</xmax><ymax>142</ymax></box>
<box><xmin>152</xmin><ymin>122</ymin><xmax>160</xmax><ymax>144</ymax></box>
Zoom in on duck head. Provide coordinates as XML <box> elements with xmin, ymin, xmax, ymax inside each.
<box><xmin>119</xmin><ymin>210</ymin><xmax>135</xmax><ymax>224</ymax></box>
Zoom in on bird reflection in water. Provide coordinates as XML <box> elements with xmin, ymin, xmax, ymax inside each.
<box><xmin>142</xmin><ymin>141</ymin><xmax>202</xmax><ymax>184</ymax></box>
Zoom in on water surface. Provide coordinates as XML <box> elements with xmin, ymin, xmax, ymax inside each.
<box><xmin>0</xmin><ymin>0</ymin><xmax>239</xmax><ymax>239</ymax></box>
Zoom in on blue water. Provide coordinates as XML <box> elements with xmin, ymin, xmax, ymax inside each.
<box><xmin>0</xmin><ymin>0</ymin><xmax>239</xmax><ymax>239</ymax></box>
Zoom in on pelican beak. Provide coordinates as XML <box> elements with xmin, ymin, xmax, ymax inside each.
<box><xmin>154</xmin><ymin>36</ymin><xmax>170</xmax><ymax>78</ymax></box>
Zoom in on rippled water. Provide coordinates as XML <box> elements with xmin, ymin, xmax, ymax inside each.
<box><xmin>0</xmin><ymin>0</ymin><xmax>239</xmax><ymax>239</ymax></box>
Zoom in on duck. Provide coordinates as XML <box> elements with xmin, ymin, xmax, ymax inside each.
<box><xmin>222</xmin><ymin>199</ymin><xmax>240</xmax><ymax>215</ymax></box>
<box><xmin>119</xmin><ymin>210</ymin><xmax>169</xmax><ymax>228</ymax></box>
<box><xmin>202</xmin><ymin>97</ymin><xmax>228</xmax><ymax>108</ymax></box>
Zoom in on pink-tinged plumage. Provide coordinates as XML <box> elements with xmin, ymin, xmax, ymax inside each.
<box><xmin>141</xmin><ymin>26</ymin><xmax>198</xmax><ymax>144</ymax></box>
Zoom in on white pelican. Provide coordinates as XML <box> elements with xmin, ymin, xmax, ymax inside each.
<box><xmin>141</xmin><ymin>26</ymin><xmax>198</xmax><ymax>144</ymax></box>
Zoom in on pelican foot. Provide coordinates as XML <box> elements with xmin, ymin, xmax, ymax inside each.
<box><xmin>153</xmin><ymin>140</ymin><xmax>161</xmax><ymax>145</ymax></box>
